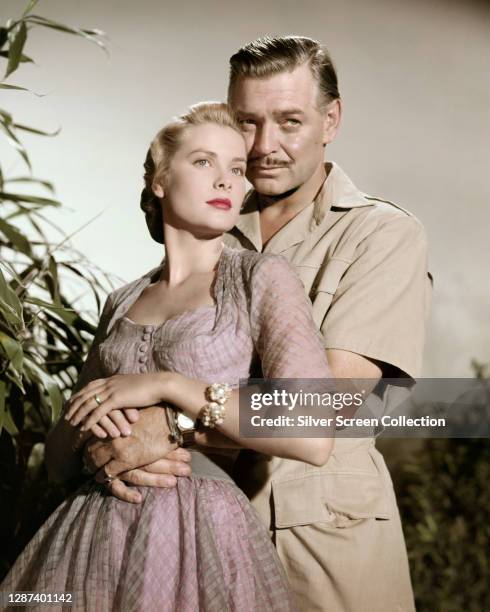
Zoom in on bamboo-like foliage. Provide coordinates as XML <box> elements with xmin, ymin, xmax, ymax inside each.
<box><xmin>0</xmin><ymin>1</ymin><xmax>112</xmax><ymax>575</ymax></box>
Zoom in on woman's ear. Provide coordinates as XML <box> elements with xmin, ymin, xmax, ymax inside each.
<box><xmin>152</xmin><ymin>181</ymin><xmax>164</xmax><ymax>199</ymax></box>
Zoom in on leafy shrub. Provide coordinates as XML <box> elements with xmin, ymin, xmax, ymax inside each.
<box><xmin>0</xmin><ymin>1</ymin><xmax>108</xmax><ymax>579</ymax></box>
<box><xmin>390</xmin><ymin>436</ymin><xmax>489</xmax><ymax>611</ymax></box>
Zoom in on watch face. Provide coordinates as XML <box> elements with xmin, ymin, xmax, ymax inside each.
<box><xmin>177</xmin><ymin>413</ymin><xmax>195</xmax><ymax>431</ymax></box>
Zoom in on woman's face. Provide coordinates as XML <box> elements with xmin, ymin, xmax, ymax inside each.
<box><xmin>156</xmin><ymin>123</ymin><xmax>247</xmax><ymax>238</ymax></box>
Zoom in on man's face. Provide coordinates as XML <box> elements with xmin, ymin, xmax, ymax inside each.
<box><xmin>229</xmin><ymin>63</ymin><xmax>336</xmax><ymax>196</ymax></box>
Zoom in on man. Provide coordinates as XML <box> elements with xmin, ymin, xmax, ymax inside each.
<box><xmin>85</xmin><ymin>37</ymin><xmax>430</xmax><ymax>611</ymax></box>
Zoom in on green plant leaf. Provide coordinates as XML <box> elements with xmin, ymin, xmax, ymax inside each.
<box><xmin>13</xmin><ymin>122</ymin><xmax>60</xmax><ymax>137</ymax></box>
<box><xmin>0</xmin><ymin>50</ymin><xmax>33</xmax><ymax>64</ymax></box>
<box><xmin>0</xmin><ymin>299</ymin><xmax>23</xmax><ymax>328</ymax></box>
<box><xmin>0</xmin><ymin>109</ymin><xmax>13</xmax><ymax>125</ymax></box>
<box><xmin>60</xmin><ymin>262</ymin><xmax>106</xmax><ymax>311</ymax></box>
<box><xmin>0</xmin><ymin>191</ymin><xmax>61</xmax><ymax>207</ymax></box>
<box><xmin>24</xmin><ymin>16</ymin><xmax>107</xmax><ymax>54</ymax></box>
<box><xmin>0</xmin><ymin>330</ymin><xmax>23</xmax><ymax>372</ymax></box>
<box><xmin>27</xmin><ymin>214</ymin><xmax>49</xmax><ymax>241</ymax></box>
<box><xmin>24</xmin><ymin>297</ymin><xmax>77</xmax><ymax>326</ymax></box>
<box><xmin>0</xmin><ymin>115</ymin><xmax>32</xmax><ymax>170</ymax></box>
<box><xmin>42</xmin><ymin>309</ymin><xmax>88</xmax><ymax>348</ymax></box>
<box><xmin>0</xmin><ymin>217</ymin><xmax>33</xmax><ymax>256</ymax></box>
<box><xmin>0</xmin><ymin>266</ymin><xmax>23</xmax><ymax>326</ymax></box>
<box><xmin>48</xmin><ymin>255</ymin><xmax>61</xmax><ymax>305</ymax></box>
<box><xmin>0</xmin><ymin>83</ymin><xmax>29</xmax><ymax>91</ymax></box>
<box><xmin>24</xmin><ymin>357</ymin><xmax>63</xmax><ymax>422</ymax></box>
<box><xmin>5</xmin><ymin>22</ymin><xmax>27</xmax><ymax>78</ymax></box>
<box><xmin>4</xmin><ymin>176</ymin><xmax>55</xmax><ymax>193</ymax></box>
<box><xmin>22</xmin><ymin>0</ymin><xmax>40</xmax><ymax>18</ymax></box>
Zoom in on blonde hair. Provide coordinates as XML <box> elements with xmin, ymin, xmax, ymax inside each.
<box><xmin>141</xmin><ymin>102</ymin><xmax>242</xmax><ymax>244</ymax></box>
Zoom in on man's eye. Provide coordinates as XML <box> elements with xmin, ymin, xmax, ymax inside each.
<box><xmin>284</xmin><ymin>118</ymin><xmax>301</xmax><ymax>126</ymax></box>
<box><xmin>194</xmin><ymin>159</ymin><xmax>210</xmax><ymax>167</ymax></box>
<box><xmin>238</xmin><ymin>119</ymin><xmax>256</xmax><ymax>127</ymax></box>
<box><xmin>231</xmin><ymin>167</ymin><xmax>245</xmax><ymax>176</ymax></box>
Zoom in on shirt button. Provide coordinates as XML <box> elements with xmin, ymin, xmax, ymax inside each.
<box><xmin>139</xmin><ymin>366</ymin><xmax>146</xmax><ymax>373</ymax></box>
<box><xmin>144</xmin><ymin>326</ymin><xmax>153</xmax><ymax>333</ymax></box>
<box><xmin>138</xmin><ymin>345</ymin><xmax>148</xmax><ymax>353</ymax></box>
<box><xmin>142</xmin><ymin>333</ymin><xmax>151</xmax><ymax>341</ymax></box>
<box><xmin>138</xmin><ymin>355</ymin><xmax>147</xmax><ymax>364</ymax></box>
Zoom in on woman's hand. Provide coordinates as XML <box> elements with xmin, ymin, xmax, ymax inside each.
<box><xmin>64</xmin><ymin>372</ymin><xmax>173</xmax><ymax>432</ymax></box>
<box><xmin>86</xmin><ymin>408</ymin><xmax>140</xmax><ymax>440</ymax></box>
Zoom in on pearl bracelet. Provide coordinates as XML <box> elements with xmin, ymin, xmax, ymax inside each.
<box><xmin>200</xmin><ymin>383</ymin><xmax>231</xmax><ymax>428</ymax></box>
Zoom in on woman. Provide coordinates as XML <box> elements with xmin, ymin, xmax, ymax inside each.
<box><xmin>1</xmin><ymin>103</ymin><xmax>332</xmax><ymax>611</ymax></box>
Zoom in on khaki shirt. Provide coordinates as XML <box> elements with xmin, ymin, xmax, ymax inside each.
<box><xmin>226</xmin><ymin>163</ymin><xmax>426</xmax><ymax>611</ymax></box>
<box><xmin>225</xmin><ymin>161</ymin><xmax>431</xmax><ymax>379</ymax></box>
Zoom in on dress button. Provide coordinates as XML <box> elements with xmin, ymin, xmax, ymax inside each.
<box><xmin>144</xmin><ymin>326</ymin><xmax>153</xmax><ymax>333</ymax></box>
<box><xmin>142</xmin><ymin>333</ymin><xmax>151</xmax><ymax>341</ymax></box>
<box><xmin>138</xmin><ymin>355</ymin><xmax>147</xmax><ymax>364</ymax></box>
<box><xmin>138</xmin><ymin>345</ymin><xmax>148</xmax><ymax>353</ymax></box>
<box><xmin>139</xmin><ymin>366</ymin><xmax>146</xmax><ymax>373</ymax></box>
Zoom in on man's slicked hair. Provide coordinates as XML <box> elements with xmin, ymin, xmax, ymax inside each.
<box><xmin>228</xmin><ymin>36</ymin><xmax>340</xmax><ymax>109</ymax></box>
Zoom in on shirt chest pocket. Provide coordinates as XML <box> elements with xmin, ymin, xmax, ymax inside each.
<box><xmin>271</xmin><ymin>469</ymin><xmax>392</xmax><ymax>529</ymax></box>
<box><xmin>310</xmin><ymin>258</ymin><xmax>350</xmax><ymax>328</ymax></box>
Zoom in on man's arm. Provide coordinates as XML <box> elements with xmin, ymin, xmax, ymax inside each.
<box><xmin>84</xmin><ymin>406</ymin><xmax>191</xmax><ymax>503</ymax></box>
<box><xmin>90</xmin><ymin>352</ymin><xmax>381</xmax><ymax>501</ymax></box>
<box><xmin>327</xmin><ymin>349</ymin><xmax>381</xmax><ymax>381</ymax></box>
<box><xmin>321</xmin><ymin>214</ymin><xmax>430</xmax><ymax>379</ymax></box>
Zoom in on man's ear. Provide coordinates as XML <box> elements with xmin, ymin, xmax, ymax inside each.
<box><xmin>152</xmin><ymin>182</ymin><xmax>164</xmax><ymax>199</ymax></box>
<box><xmin>322</xmin><ymin>98</ymin><xmax>342</xmax><ymax>146</ymax></box>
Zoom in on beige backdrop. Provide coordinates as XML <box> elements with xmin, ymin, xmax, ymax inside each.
<box><xmin>2</xmin><ymin>0</ymin><xmax>489</xmax><ymax>376</ymax></box>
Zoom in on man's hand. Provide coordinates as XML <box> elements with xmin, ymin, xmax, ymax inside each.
<box><xmin>95</xmin><ymin>449</ymin><xmax>192</xmax><ymax>503</ymax></box>
<box><xmin>83</xmin><ymin>406</ymin><xmax>192</xmax><ymax>503</ymax></box>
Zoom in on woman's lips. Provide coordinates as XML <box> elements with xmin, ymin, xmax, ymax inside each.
<box><xmin>206</xmin><ymin>198</ymin><xmax>232</xmax><ymax>210</ymax></box>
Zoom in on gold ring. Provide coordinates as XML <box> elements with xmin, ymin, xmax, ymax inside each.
<box><xmin>103</xmin><ymin>472</ymin><xmax>115</xmax><ymax>484</ymax></box>
<box><xmin>93</xmin><ymin>393</ymin><xmax>103</xmax><ymax>406</ymax></box>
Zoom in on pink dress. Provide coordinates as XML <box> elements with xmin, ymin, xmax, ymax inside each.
<box><xmin>1</xmin><ymin>246</ymin><xmax>331</xmax><ymax>611</ymax></box>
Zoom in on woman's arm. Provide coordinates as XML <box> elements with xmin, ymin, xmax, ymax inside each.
<box><xmin>161</xmin><ymin>374</ymin><xmax>333</xmax><ymax>467</ymax></box>
<box><xmin>69</xmin><ymin>256</ymin><xmax>334</xmax><ymax>467</ymax></box>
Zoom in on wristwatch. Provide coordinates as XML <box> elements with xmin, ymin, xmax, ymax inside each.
<box><xmin>167</xmin><ymin>407</ymin><xmax>198</xmax><ymax>448</ymax></box>
<box><xmin>176</xmin><ymin>412</ymin><xmax>197</xmax><ymax>448</ymax></box>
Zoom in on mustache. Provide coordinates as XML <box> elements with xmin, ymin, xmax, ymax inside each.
<box><xmin>248</xmin><ymin>157</ymin><xmax>290</xmax><ymax>168</ymax></box>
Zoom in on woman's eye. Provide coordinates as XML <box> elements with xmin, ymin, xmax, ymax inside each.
<box><xmin>231</xmin><ymin>167</ymin><xmax>245</xmax><ymax>176</ymax></box>
<box><xmin>194</xmin><ymin>159</ymin><xmax>210</xmax><ymax>167</ymax></box>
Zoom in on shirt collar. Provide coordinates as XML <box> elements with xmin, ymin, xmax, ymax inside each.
<box><xmin>313</xmin><ymin>161</ymin><xmax>374</xmax><ymax>222</ymax></box>
<box><xmin>234</xmin><ymin>162</ymin><xmax>373</xmax><ymax>252</ymax></box>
